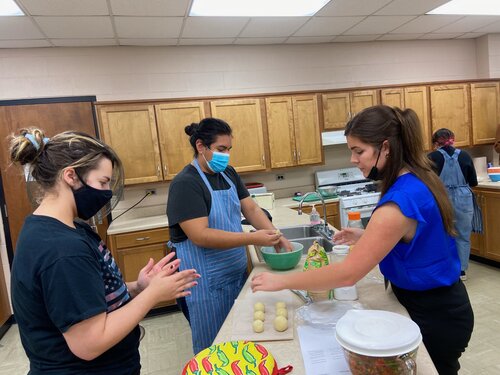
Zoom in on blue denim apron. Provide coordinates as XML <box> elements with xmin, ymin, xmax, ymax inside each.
<box><xmin>173</xmin><ymin>159</ymin><xmax>247</xmax><ymax>354</ymax></box>
<box><xmin>438</xmin><ymin>148</ymin><xmax>473</xmax><ymax>271</ymax></box>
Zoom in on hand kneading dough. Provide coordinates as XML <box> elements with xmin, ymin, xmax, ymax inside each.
<box><xmin>274</xmin><ymin>316</ymin><xmax>288</xmax><ymax>332</ymax></box>
<box><xmin>254</xmin><ymin>302</ymin><xmax>265</xmax><ymax>312</ymax></box>
<box><xmin>275</xmin><ymin>302</ymin><xmax>286</xmax><ymax>310</ymax></box>
<box><xmin>253</xmin><ymin>319</ymin><xmax>264</xmax><ymax>333</ymax></box>
<box><xmin>276</xmin><ymin>307</ymin><xmax>288</xmax><ymax>318</ymax></box>
<box><xmin>253</xmin><ymin>310</ymin><xmax>265</xmax><ymax>321</ymax></box>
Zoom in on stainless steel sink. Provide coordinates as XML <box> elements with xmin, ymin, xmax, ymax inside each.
<box><xmin>277</xmin><ymin>225</ymin><xmax>321</xmax><ymax>239</ymax></box>
<box><xmin>291</xmin><ymin>236</ymin><xmax>334</xmax><ymax>254</ymax></box>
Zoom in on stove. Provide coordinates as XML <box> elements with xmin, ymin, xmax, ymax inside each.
<box><xmin>315</xmin><ymin>167</ymin><xmax>381</xmax><ymax>228</ymax></box>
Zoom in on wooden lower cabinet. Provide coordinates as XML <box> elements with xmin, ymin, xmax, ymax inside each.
<box><xmin>108</xmin><ymin>227</ymin><xmax>175</xmax><ymax>308</ymax></box>
<box><xmin>292</xmin><ymin>201</ymin><xmax>340</xmax><ymax>231</ymax></box>
<box><xmin>470</xmin><ymin>188</ymin><xmax>500</xmax><ymax>262</ymax></box>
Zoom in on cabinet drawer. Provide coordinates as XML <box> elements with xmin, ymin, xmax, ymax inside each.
<box><xmin>325</xmin><ymin>202</ymin><xmax>339</xmax><ymax>216</ymax></box>
<box><xmin>115</xmin><ymin>228</ymin><xmax>169</xmax><ymax>249</ymax></box>
<box><xmin>292</xmin><ymin>202</ymin><xmax>338</xmax><ymax>217</ymax></box>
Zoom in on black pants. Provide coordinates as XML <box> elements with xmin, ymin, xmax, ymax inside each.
<box><xmin>391</xmin><ymin>281</ymin><xmax>474</xmax><ymax>375</ymax></box>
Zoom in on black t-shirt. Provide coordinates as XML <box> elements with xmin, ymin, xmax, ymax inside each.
<box><xmin>167</xmin><ymin>164</ymin><xmax>249</xmax><ymax>242</ymax></box>
<box><xmin>11</xmin><ymin>215</ymin><xmax>140</xmax><ymax>375</ymax></box>
<box><xmin>428</xmin><ymin>146</ymin><xmax>478</xmax><ymax>187</ymax></box>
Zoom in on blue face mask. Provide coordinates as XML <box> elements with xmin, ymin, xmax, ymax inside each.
<box><xmin>204</xmin><ymin>148</ymin><xmax>230</xmax><ymax>173</ymax></box>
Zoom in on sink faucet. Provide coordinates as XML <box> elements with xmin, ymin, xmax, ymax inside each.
<box><xmin>298</xmin><ymin>191</ymin><xmax>334</xmax><ymax>240</ymax></box>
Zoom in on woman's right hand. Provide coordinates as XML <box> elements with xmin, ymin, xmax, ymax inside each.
<box><xmin>147</xmin><ymin>268</ymin><xmax>200</xmax><ymax>302</ymax></box>
<box><xmin>332</xmin><ymin>227</ymin><xmax>364</xmax><ymax>245</ymax></box>
<box><xmin>250</xmin><ymin>229</ymin><xmax>282</xmax><ymax>246</ymax></box>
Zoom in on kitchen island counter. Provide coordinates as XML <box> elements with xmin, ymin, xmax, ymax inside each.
<box><xmin>213</xmin><ymin>206</ymin><xmax>439</xmax><ymax>375</ymax></box>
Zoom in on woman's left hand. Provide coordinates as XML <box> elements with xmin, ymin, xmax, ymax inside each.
<box><xmin>251</xmin><ymin>272</ymin><xmax>286</xmax><ymax>292</ymax></box>
<box><xmin>275</xmin><ymin>236</ymin><xmax>294</xmax><ymax>253</ymax></box>
<box><xmin>136</xmin><ymin>252</ymin><xmax>180</xmax><ymax>293</ymax></box>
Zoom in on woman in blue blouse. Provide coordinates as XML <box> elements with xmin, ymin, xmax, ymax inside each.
<box><xmin>252</xmin><ymin>105</ymin><xmax>474</xmax><ymax>375</ymax></box>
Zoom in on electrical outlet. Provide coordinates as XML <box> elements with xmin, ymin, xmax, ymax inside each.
<box><xmin>146</xmin><ymin>189</ymin><xmax>156</xmax><ymax>195</ymax></box>
<box><xmin>276</xmin><ymin>174</ymin><xmax>285</xmax><ymax>181</ymax></box>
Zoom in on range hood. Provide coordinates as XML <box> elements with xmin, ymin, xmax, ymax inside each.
<box><xmin>321</xmin><ymin>130</ymin><xmax>347</xmax><ymax>146</ymax></box>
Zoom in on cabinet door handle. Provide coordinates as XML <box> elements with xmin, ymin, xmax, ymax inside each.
<box><xmin>297</xmin><ymin>151</ymin><xmax>301</xmax><ymax>161</ymax></box>
<box><xmin>157</xmin><ymin>165</ymin><xmax>161</xmax><ymax>177</ymax></box>
<box><xmin>262</xmin><ymin>154</ymin><xmax>265</xmax><ymax>163</ymax></box>
<box><xmin>293</xmin><ymin>149</ymin><xmax>297</xmax><ymax>161</ymax></box>
<box><xmin>135</xmin><ymin>236</ymin><xmax>150</xmax><ymax>241</ymax></box>
<box><xmin>163</xmin><ymin>164</ymin><xmax>168</xmax><ymax>175</ymax></box>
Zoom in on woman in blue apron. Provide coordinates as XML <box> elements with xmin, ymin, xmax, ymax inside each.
<box><xmin>167</xmin><ymin>118</ymin><xmax>292</xmax><ymax>354</ymax></box>
<box><xmin>429</xmin><ymin>129</ymin><xmax>477</xmax><ymax>280</ymax></box>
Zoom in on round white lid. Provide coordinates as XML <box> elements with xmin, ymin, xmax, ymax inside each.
<box><xmin>332</xmin><ymin>245</ymin><xmax>349</xmax><ymax>255</ymax></box>
<box><xmin>335</xmin><ymin>310</ymin><xmax>422</xmax><ymax>357</ymax></box>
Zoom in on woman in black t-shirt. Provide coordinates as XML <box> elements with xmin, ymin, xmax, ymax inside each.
<box><xmin>9</xmin><ymin>128</ymin><xmax>200</xmax><ymax>374</ymax></box>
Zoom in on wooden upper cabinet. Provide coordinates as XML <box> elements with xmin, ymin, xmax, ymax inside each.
<box><xmin>265</xmin><ymin>97</ymin><xmax>296</xmax><ymax>168</ymax></box>
<box><xmin>210</xmin><ymin>99</ymin><xmax>266</xmax><ymax>173</ymax></box>
<box><xmin>430</xmin><ymin>84</ymin><xmax>471</xmax><ymax>147</ymax></box>
<box><xmin>155</xmin><ymin>102</ymin><xmax>205</xmax><ymax>180</ymax></box>
<box><xmin>350</xmin><ymin>90</ymin><xmax>379</xmax><ymax>116</ymax></box>
<box><xmin>470</xmin><ymin>82</ymin><xmax>500</xmax><ymax>145</ymax></box>
<box><xmin>293</xmin><ymin>95</ymin><xmax>322</xmax><ymax>165</ymax></box>
<box><xmin>322</xmin><ymin>92</ymin><xmax>350</xmax><ymax>130</ymax></box>
<box><xmin>381</xmin><ymin>88</ymin><xmax>405</xmax><ymax>108</ymax></box>
<box><xmin>404</xmin><ymin>86</ymin><xmax>432</xmax><ymax>151</ymax></box>
<box><xmin>98</xmin><ymin>105</ymin><xmax>162</xmax><ymax>184</ymax></box>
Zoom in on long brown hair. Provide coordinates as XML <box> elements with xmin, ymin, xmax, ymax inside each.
<box><xmin>344</xmin><ymin>105</ymin><xmax>455</xmax><ymax>235</ymax></box>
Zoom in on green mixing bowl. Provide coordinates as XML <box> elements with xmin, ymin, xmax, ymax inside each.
<box><xmin>260</xmin><ymin>242</ymin><xmax>304</xmax><ymax>270</ymax></box>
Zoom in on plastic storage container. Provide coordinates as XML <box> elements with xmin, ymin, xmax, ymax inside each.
<box><xmin>331</xmin><ymin>245</ymin><xmax>358</xmax><ymax>301</ymax></box>
<box><xmin>310</xmin><ymin>205</ymin><xmax>321</xmax><ymax>225</ymax></box>
<box><xmin>347</xmin><ymin>211</ymin><xmax>364</xmax><ymax>229</ymax></box>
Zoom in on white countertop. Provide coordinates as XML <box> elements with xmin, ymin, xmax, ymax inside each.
<box><xmin>476</xmin><ymin>180</ymin><xmax>500</xmax><ymax>190</ymax></box>
<box><xmin>107</xmin><ymin>214</ymin><xmax>168</xmax><ymax>235</ymax></box>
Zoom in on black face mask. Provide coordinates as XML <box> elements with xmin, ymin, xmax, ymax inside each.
<box><xmin>367</xmin><ymin>148</ymin><xmax>382</xmax><ymax>181</ymax></box>
<box><xmin>73</xmin><ymin>173</ymin><xmax>112</xmax><ymax>220</ymax></box>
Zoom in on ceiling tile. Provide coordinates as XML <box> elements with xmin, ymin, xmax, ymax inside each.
<box><xmin>119</xmin><ymin>38</ymin><xmax>178</xmax><ymax>46</ymax></box>
<box><xmin>0</xmin><ymin>17</ymin><xmax>44</xmax><ymax>39</ymax></box>
<box><xmin>317</xmin><ymin>0</ymin><xmax>392</xmax><ymax>16</ymax></box>
<box><xmin>333</xmin><ymin>35</ymin><xmax>381</xmax><ymax>42</ymax></box>
<box><xmin>286</xmin><ymin>36</ymin><xmax>334</xmax><ymax>44</ymax></box>
<box><xmin>375</xmin><ymin>0</ymin><xmax>450</xmax><ymax>15</ymax></box>
<box><xmin>456</xmin><ymin>33</ymin><xmax>486</xmax><ymax>39</ymax></box>
<box><xmin>435</xmin><ymin>16</ymin><xmax>500</xmax><ymax>33</ymax></box>
<box><xmin>114</xmin><ymin>17</ymin><xmax>183</xmax><ymax>38</ymax></box>
<box><xmin>390</xmin><ymin>15</ymin><xmax>462</xmax><ymax>34</ymax></box>
<box><xmin>294</xmin><ymin>17</ymin><xmax>364</xmax><ymax>36</ymax></box>
<box><xmin>239</xmin><ymin>17</ymin><xmax>307</xmax><ymax>38</ymax></box>
<box><xmin>110</xmin><ymin>0</ymin><xmax>190</xmax><ymax>16</ymax></box>
<box><xmin>0</xmin><ymin>39</ymin><xmax>50</xmax><ymax>48</ymax></box>
<box><xmin>474</xmin><ymin>20</ymin><xmax>500</xmax><ymax>33</ymax></box>
<box><xmin>182</xmin><ymin>17</ymin><xmax>248</xmax><ymax>38</ymax></box>
<box><xmin>377</xmin><ymin>33</ymin><xmax>424</xmax><ymax>40</ymax></box>
<box><xmin>345</xmin><ymin>16</ymin><xmax>415</xmax><ymax>35</ymax></box>
<box><xmin>179</xmin><ymin>38</ymin><xmax>235</xmax><ymax>45</ymax></box>
<box><xmin>51</xmin><ymin>38</ymin><xmax>118</xmax><ymax>47</ymax></box>
<box><xmin>34</xmin><ymin>16</ymin><xmax>114</xmax><ymax>38</ymax></box>
<box><xmin>235</xmin><ymin>37</ymin><xmax>287</xmax><ymax>45</ymax></box>
<box><xmin>20</xmin><ymin>0</ymin><xmax>109</xmax><ymax>16</ymax></box>
<box><xmin>419</xmin><ymin>33</ymin><xmax>463</xmax><ymax>39</ymax></box>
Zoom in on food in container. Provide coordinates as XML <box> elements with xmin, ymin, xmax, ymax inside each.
<box><xmin>336</xmin><ymin>310</ymin><xmax>422</xmax><ymax>375</ymax></box>
<box><xmin>260</xmin><ymin>242</ymin><xmax>303</xmax><ymax>270</ymax></box>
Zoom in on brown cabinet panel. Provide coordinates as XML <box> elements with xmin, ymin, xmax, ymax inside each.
<box><xmin>404</xmin><ymin>86</ymin><xmax>431</xmax><ymax>151</ymax></box>
<box><xmin>293</xmin><ymin>95</ymin><xmax>322</xmax><ymax>166</ymax></box>
<box><xmin>350</xmin><ymin>90</ymin><xmax>379</xmax><ymax>117</ymax></box>
<box><xmin>430</xmin><ymin>84</ymin><xmax>471</xmax><ymax>147</ymax></box>
<box><xmin>210</xmin><ymin>99</ymin><xmax>267</xmax><ymax>173</ymax></box>
<box><xmin>381</xmin><ymin>88</ymin><xmax>405</xmax><ymax>108</ymax></box>
<box><xmin>265</xmin><ymin>97</ymin><xmax>296</xmax><ymax>168</ymax></box>
<box><xmin>322</xmin><ymin>92</ymin><xmax>350</xmax><ymax>130</ymax></box>
<box><xmin>483</xmin><ymin>190</ymin><xmax>500</xmax><ymax>262</ymax></box>
<box><xmin>470</xmin><ymin>82</ymin><xmax>500</xmax><ymax>145</ymax></box>
<box><xmin>115</xmin><ymin>228</ymin><xmax>170</xmax><ymax>249</ymax></box>
<box><xmin>116</xmin><ymin>242</ymin><xmax>168</xmax><ymax>282</ymax></box>
<box><xmin>98</xmin><ymin>105</ymin><xmax>162</xmax><ymax>184</ymax></box>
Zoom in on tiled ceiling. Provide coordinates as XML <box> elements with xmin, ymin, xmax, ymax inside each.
<box><xmin>2</xmin><ymin>0</ymin><xmax>500</xmax><ymax>48</ymax></box>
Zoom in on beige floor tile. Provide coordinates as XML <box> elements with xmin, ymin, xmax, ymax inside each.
<box><xmin>1</xmin><ymin>260</ymin><xmax>500</xmax><ymax>374</ymax></box>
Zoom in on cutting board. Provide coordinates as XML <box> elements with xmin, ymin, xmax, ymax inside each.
<box><xmin>230</xmin><ymin>291</ymin><xmax>295</xmax><ymax>342</ymax></box>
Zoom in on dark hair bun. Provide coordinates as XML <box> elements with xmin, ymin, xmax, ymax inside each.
<box><xmin>185</xmin><ymin>122</ymin><xmax>200</xmax><ymax>137</ymax></box>
<box><xmin>9</xmin><ymin>127</ymin><xmax>47</xmax><ymax>165</ymax></box>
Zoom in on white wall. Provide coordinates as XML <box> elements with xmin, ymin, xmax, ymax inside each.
<box><xmin>0</xmin><ymin>38</ymin><xmax>496</xmax><ymax>298</ymax></box>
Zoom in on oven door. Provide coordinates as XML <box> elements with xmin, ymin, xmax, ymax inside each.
<box><xmin>343</xmin><ymin>204</ymin><xmax>377</xmax><ymax>228</ymax></box>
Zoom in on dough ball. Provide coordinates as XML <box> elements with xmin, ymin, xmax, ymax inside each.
<box><xmin>276</xmin><ymin>307</ymin><xmax>288</xmax><ymax>318</ymax></box>
<box><xmin>254</xmin><ymin>302</ymin><xmax>265</xmax><ymax>312</ymax></box>
<box><xmin>253</xmin><ymin>319</ymin><xmax>264</xmax><ymax>333</ymax></box>
<box><xmin>253</xmin><ymin>310</ymin><xmax>265</xmax><ymax>321</ymax></box>
<box><xmin>274</xmin><ymin>316</ymin><xmax>288</xmax><ymax>332</ymax></box>
<box><xmin>275</xmin><ymin>301</ymin><xmax>286</xmax><ymax>310</ymax></box>
<box><xmin>275</xmin><ymin>229</ymin><xmax>282</xmax><ymax>235</ymax></box>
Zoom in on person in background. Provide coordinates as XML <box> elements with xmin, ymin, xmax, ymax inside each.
<box><xmin>166</xmin><ymin>117</ymin><xmax>292</xmax><ymax>354</ymax></box>
<box><xmin>495</xmin><ymin>123</ymin><xmax>500</xmax><ymax>164</ymax></box>
<box><xmin>428</xmin><ymin>128</ymin><xmax>477</xmax><ymax>281</ymax></box>
<box><xmin>252</xmin><ymin>106</ymin><xmax>474</xmax><ymax>375</ymax></box>
<box><xmin>9</xmin><ymin>128</ymin><xmax>199</xmax><ymax>375</ymax></box>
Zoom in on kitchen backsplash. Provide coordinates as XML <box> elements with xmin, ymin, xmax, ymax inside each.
<box><xmin>110</xmin><ymin>144</ymin><xmax>497</xmax><ymax>222</ymax></box>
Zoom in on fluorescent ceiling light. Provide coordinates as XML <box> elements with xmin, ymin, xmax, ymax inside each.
<box><xmin>0</xmin><ymin>0</ymin><xmax>24</xmax><ymax>16</ymax></box>
<box><xmin>190</xmin><ymin>0</ymin><xmax>331</xmax><ymax>17</ymax></box>
<box><xmin>428</xmin><ymin>0</ymin><xmax>500</xmax><ymax>15</ymax></box>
